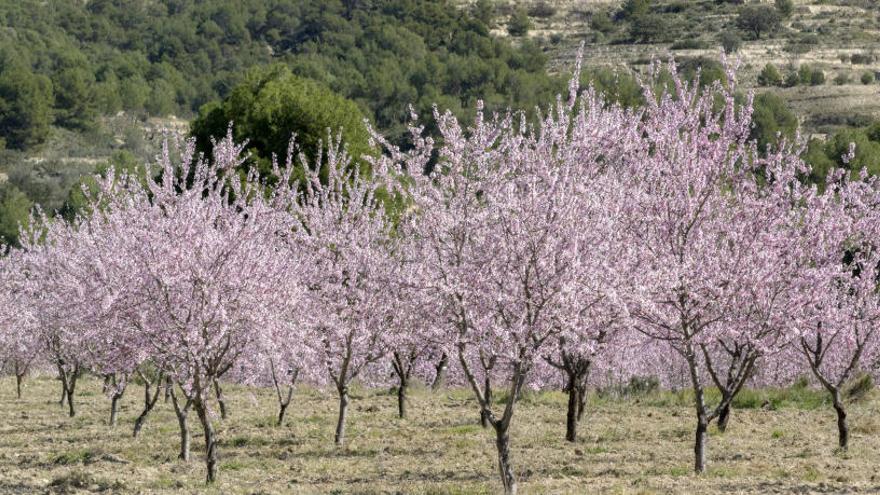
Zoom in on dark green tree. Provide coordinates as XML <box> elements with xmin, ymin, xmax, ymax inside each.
<box><xmin>750</xmin><ymin>92</ymin><xmax>797</xmax><ymax>154</ymax></box>
<box><xmin>720</xmin><ymin>32</ymin><xmax>741</xmax><ymax>54</ymax></box>
<box><xmin>629</xmin><ymin>13</ymin><xmax>668</xmax><ymax>43</ymax></box>
<box><xmin>0</xmin><ymin>66</ymin><xmax>54</xmax><ymax>150</ymax></box>
<box><xmin>737</xmin><ymin>5</ymin><xmax>781</xmax><ymax>39</ymax></box>
<box><xmin>620</xmin><ymin>0</ymin><xmax>651</xmax><ymax>20</ymax></box>
<box><xmin>590</xmin><ymin>10</ymin><xmax>616</xmax><ymax>34</ymax></box>
<box><xmin>53</xmin><ymin>66</ymin><xmax>98</xmax><ymax>130</ymax></box>
<box><xmin>757</xmin><ymin>63</ymin><xmax>783</xmax><ymax>87</ymax></box>
<box><xmin>507</xmin><ymin>9</ymin><xmax>531</xmax><ymax>37</ymax></box>
<box><xmin>472</xmin><ymin>0</ymin><xmax>495</xmax><ymax>27</ymax></box>
<box><xmin>775</xmin><ymin>0</ymin><xmax>794</xmax><ymax>17</ymax></box>
<box><xmin>0</xmin><ymin>183</ymin><xmax>33</xmax><ymax>246</ymax></box>
<box><xmin>190</xmin><ymin>64</ymin><xmax>373</xmax><ymax>178</ymax></box>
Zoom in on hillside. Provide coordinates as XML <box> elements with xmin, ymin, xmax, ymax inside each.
<box><xmin>484</xmin><ymin>0</ymin><xmax>880</xmax><ymax>136</ymax></box>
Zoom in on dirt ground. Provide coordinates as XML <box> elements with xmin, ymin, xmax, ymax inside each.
<box><xmin>1</xmin><ymin>376</ymin><xmax>879</xmax><ymax>494</ymax></box>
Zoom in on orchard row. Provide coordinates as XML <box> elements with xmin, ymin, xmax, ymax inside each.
<box><xmin>1</xmin><ymin>56</ymin><xmax>879</xmax><ymax>494</ymax></box>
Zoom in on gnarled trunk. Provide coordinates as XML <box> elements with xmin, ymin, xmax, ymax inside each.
<box><xmin>133</xmin><ymin>374</ymin><xmax>163</xmax><ymax>438</ymax></box>
<box><xmin>397</xmin><ymin>380</ymin><xmax>408</xmax><ymax>419</ymax></box>
<box><xmin>391</xmin><ymin>353</ymin><xmax>411</xmax><ymax>420</ymax></box>
<box><xmin>109</xmin><ymin>389</ymin><xmax>124</xmax><ymax>427</ymax></box>
<box><xmin>169</xmin><ymin>382</ymin><xmax>192</xmax><ymax>462</ymax></box>
<box><xmin>194</xmin><ymin>397</ymin><xmax>218</xmax><ymax>484</ymax></box>
<box><xmin>717</xmin><ymin>403</ymin><xmax>731</xmax><ymax>432</ymax></box>
<box><xmin>694</xmin><ymin>418</ymin><xmax>708</xmax><ymax>474</ymax></box>
<box><xmin>15</xmin><ymin>373</ymin><xmax>23</xmax><ymax>399</ymax></box>
<box><xmin>565</xmin><ymin>382</ymin><xmax>580</xmax><ymax>442</ymax></box>
<box><xmin>480</xmin><ymin>377</ymin><xmax>492</xmax><ymax>428</ymax></box>
<box><xmin>431</xmin><ymin>353</ymin><xmax>448</xmax><ymax>391</ymax></box>
<box><xmin>270</xmin><ymin>362</ymin><xmax>297</xmax><ymax>427</ymax></box>
<box><xmin>494</xmin><ymin>424</ymin><xmax>517</xmax><ymax>495</ymax></box>
<box><xmin>213</xmin><ymin>379</ymin><xmax>227</xmax><ymax>420</ymax></box>
<box><xmin>65</xmin><ymin>371</ymin><xmax>78</xmax><ymax>418</ymax></box>
<box><xmin>575</xmin><ymin>384</ymin><xmax>587</xmax><ymax>422</ymax></box>
<box><xmin>334</xmin><ymin>386</ymin><xmax>349</xmax><ymax>446</ymax></box>
<box><xmin>833</xmin><ymin>397</ymin><xmax>848</xmax><ymax>451</ymax></box>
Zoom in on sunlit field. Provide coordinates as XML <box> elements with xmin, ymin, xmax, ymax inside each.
<box><xmin>2</xmin><ymin>376</ymin><xmax>880</xmax><ymax>494</ymax></box>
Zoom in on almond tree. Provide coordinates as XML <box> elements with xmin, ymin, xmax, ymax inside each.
<box><xmin>81</xmin><ymin>135</ymin><xmax>298</xmax><ymax>482</ymax></box>
<box><xmin>795</xmin><ymin>167</ymin><xmax>880</xmax><ymax>451</ymax></box>
<box><xmin>17</xmin><ymin>217</ymin><xmax>95</xmax><ymax>418</ymax></box>
<box><xmin>385</xmin><ymin>253</ymin><xmax>444</xmax><ymax>419</ymax></box>
<box><xmin>543</xmin><ymin>302</ymin><xmax>627</xmax><ymax>442</ymax></box>
<box><xmin>620</xmin><ymin>62</ymin><xmax>809</xmax><ymax>473</ymax></box>
<box><xmin>376</xmin><ymin>57</ymin><xmax>634</xmax><ymax>494</ymax></box>
<box><xmin>271</xmin><ymin>137</ymin><xmax>397</xmax><ymax>446</ymax></box>
<box><xmin>0</xmin><ymin>250</ymin><xmax>41</xmax><ymax>399</ymax></box>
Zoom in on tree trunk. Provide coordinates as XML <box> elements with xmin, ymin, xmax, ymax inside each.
<box><xmin>431</xmin><ymin>353</ymin><xmax>448</xmax><ymax>391</ymax></box>
<box><xmin>277</xmin><ymin>402</ymin><xmax>290</xmax><ymax>426</ymax></box>
<box><xmin>397</xmin><ymin>380</ymin><xmax>408</xmax><ymax>419</ymax></box>
<box><xmin>15</xmin><ymin>373</ymin><xmax>23</xmax><ymax>399</ymax></box>
<box><xmin>66</xmin><ymin>372</ymin><xmax>78</xmax><ymax>418</ymax></box>
<box><xmin>194</xmin><ymin>397</ymin><xmax>218</xmax><ymax>484</ymax></box>
<box><xmin>169</xmin><ymin>383</ymin><xmax>192</xmax><ymax>462</ymax></box>
<box><xmin>57</xmin><ymin>366</ymin><xmax>67</xmax><ymax>407</ymax></box>
<box><xmin>334</xmin><ymin>387</ymin><xmax>349</xmax><ymax>446</ymax></box>
<box><xmin>274</xmin><ymin>383</ymin><xmax>295</xmax><ymax>427</ymax></box>
<box><xmin>133</xmin><ymin>376</ymin><xmax>163</xmax><ymax>438</ymax></box>
<box><xmin>480</xmin><ymin>378</ymin><xmax>492</xmax><ymax>428</ymax></box>
<box><xmin>575</xmin><ymin>384</ymin><xmax>587</xmax><ymax>422</ymax></box>
<box><xmin>833</xmin><ymin>399</ymin><xmax>848</xmax><ymax>451</ymax></box>
<box><xmin>177</xmin><ymin>411</ymin><xmax>191</xmax><ymax>462</ymax></box>
<box><xmin>270</xmin><ymin>362</ymin><xmax>297</xmax><ymax>427</ymax></box>
<box><xmin>109</xmin><ymin>391</ymin><xmax>122</xmax><ymax>427</ymax></box>
<box><xmin>565</xmin><ymin>380</ymin><xmax>579</xmax><ymax>442</ymax></box>
<box><xmin>213</xmin><ymin>379</ymin><xmax>227</xmax><ymax>420</ymax></box>
<box><xmin>717</xmin><ymin>404</ymin><xmax>731</xmax><ymax>433</ymax></box>
<box><xmin>694</xmin><ymin>418</ymin><xmax>708</xmax><ymax>473</ymax></box>
<box><xmin>494</xmin><ymin>424</ymin><xmax>517</xmax><ymax>495</ymax></box>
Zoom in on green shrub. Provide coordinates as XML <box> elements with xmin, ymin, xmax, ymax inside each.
<box><xmin>775</xmin><ymin>0</ymin><xmax>794</xmax><ymax>17</ymax></box>
<box><xmin>620</xmin><ymin>0</ymin><xmax>651</xmax><ymax>20</ymax></box>
<box><xmin>798</xmin><ymin>64</ymin><xmax>813</xmax><ymax>84</ymax></box>
<box><xmin>528</xmin><ymin>1</ymin><xmax>556</xmax><ymax>18</ymax></box>
<box><xmin>851</xmin><ymin>52</ymin><xmax>875</xmax><ymax>64</ymax></box>
<box><xmin>750</xmin><ymin>92</ymin><xmax>798</xmax><ymax>153</ymax></box>
<box><xmin>844</xmin><ymin>374</ymin><xmax>873</xmax><ymax>402</ymax></box>
<box><xmin>757</xmin><ymin>63</ymin><xmax>783</xmax><ymax>86</ymax></box>
<box><xmin>720</xmin><ymin>31</ymin><xmax>742</xmax><ymax>54</ymax></box>
<box><xmin>861</xmin><ymin>71</ymin><xmax>875</xmax><ymax>84</ymax></box>
<box><xmin>591</xmin><ymin>10</ymin><xmax>616</xmax><ymax>34</ymax></box>
<box><xmin>507</xmin><ymin>8</ymin><xmax>532</xmax><ymax>37</ymax></box>
<box><xmin>630</xmin><ymin>13</ymin><xmax>670</xmax><ymax>43</ymax></box>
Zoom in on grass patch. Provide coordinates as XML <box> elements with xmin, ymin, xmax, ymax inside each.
<box><xmin>49</xmin><ymin>470</ymin><xmax>124</xmax><ymax>493</ymax></box>
<box><xmin>51</xmin><ymin>448</ymin><xmax>104</xmax><ymax>465</ymax></box>
<box><xmin>3</xmin><ymin>375</ymin><xmax>880</xmax><ymax>493</ymax></box>
<box><xmin>220</xmin><ymin>459</ymin><xmax>247</xmax><ymax>471</ymax></box>
<box><xmin>446</xmin><ymin>424</ymin><xmax>481</xmax><ymax>435</ymax></box>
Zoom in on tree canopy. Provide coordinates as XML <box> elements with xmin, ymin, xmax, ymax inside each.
<box><xmin>191</xmin><ymin>64</ymin><xmax>373</xmax><ymax>177</ymax></box>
